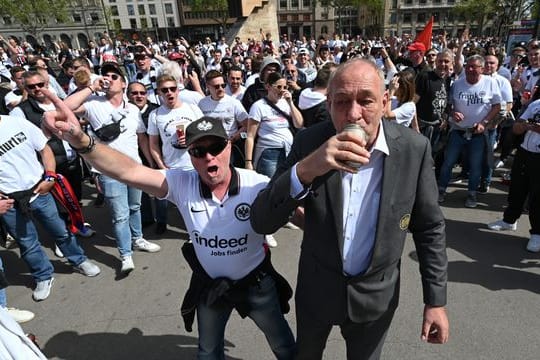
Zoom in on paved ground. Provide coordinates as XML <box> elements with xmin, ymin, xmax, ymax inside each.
<box><xmin>3</xmin><ymin>166</ymin><xmax>540</xmax><ymax>360</ymax></box>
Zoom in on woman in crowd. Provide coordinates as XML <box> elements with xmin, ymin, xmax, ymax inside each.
<box><xmin>245</xmin><ymin>72</ymin><xmax>303</xmax><ymax>177</ymax></box>
<box><xmin>384</xmin><ymin>71</ymin><xmax>419</xmax><ymax>130</ymax></box>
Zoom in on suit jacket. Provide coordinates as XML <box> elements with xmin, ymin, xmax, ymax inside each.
<box><xmin>251</xmin><ymin>120</ymin><xmax>447</xmax><ymax>324</ymax></box>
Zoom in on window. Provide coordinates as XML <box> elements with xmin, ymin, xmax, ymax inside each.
<box><xmin>2</xmin><ymin>16</ymin><xmax>11</xmax><ymax>25</ymax></box>
<box><xmin>91</xmin><ymin>13</ymin><xmax>99</xmax><ymax>21</ymax></box>
<box><xmin>291</xmin><ymin>14</ymin><xmax>298</xmax><ymax>21</ymax></box>
<box><xmin>130</xmin><ymin>18</ymin><xmax>137</xmax><ymax>29</ymax></box>
<box><xmin>110</xmin><ymin>6</ymin><xmax>119</xmax><ymax>16</ymax></box>
<box><xmin>303</xmin><ymin>0</ymin><xmax>310</xmax><ymax>8</ymax></box>
<box><xmin>392</xmin><ymin>0</ymin><xmax>397</xmax><ymax>8</ymax></box>
<box><xmin>417</xmin><ymin>12</ymin><xmax>426</xmax><ymax>22</ymax></box>
<box><xmin>149</xmin><ymin>4</ymin><xmax>156</xmax><ymax>15</ymax></box>
<box><xmin>321</xmin><ymin>12</ymin><xmax>328</xmax><ymax>20</ymax></box>
<box><xmin>447</xmin><ymin>0</ymin><xmax>455</xmax><ymax>3</ymax></box>
<box><xmin>151</xmin><ymin>17</ymin><xmax>158</xmax><ymax>28</ymax></box>
<box><xmin>390</xmin><ymin>13</ymin><xmax>396</xmax><ymax>24</ymax></box>
<box><xmin>167</xmin><ymin>17</ymin><xmax>175</xmax><ymax>27</ymax></box>
<box><xmin>279</xmin><ymin>14</ymin><xmax>288</xmax><ymax>22</ymax></box>
<box><xmin>303</xmin><ymin>14</ymin><xmax>310</xmax><ymax>21</ymax></box>
<box><xmin>138</xmin><ymin>5</ymin><xmax>145</xmax><ymax>15</ymax></box>
<box><xmin>403</xmin><ymin>13</ymin><xmax>412</xmax><ymax>23</ymax></box>
<box><xmin>127</xmin><ymin>5</ymin><xmax>135</xmax><ymax>16</ymax></box>
<box><xmin>419</xmin><ymin>0</ymin><xmax>426</xmax><ymax>3</ymax></box>
<box><xmin>280</xmin><ymin>0</ymin><xmax>287</xmax><ymax>9</ymax></box>
<box><xmin>113</xmin><ymin>19</ymin><xmax>121</xmax><ymax>29</ymax></box>
<box><xmin>291</xmin><ymin>0</ymin><xmax>299</xmax><ymax>9</ymax></box>
<box><xmin>405</xmin><ymin>0</ymin><xmax>412</xmax><ymax>4</ymax></box>
<box><xmin>165</xmin><ymin>3</ymin><xmax>173</xmax><ymax>14</ymax></box>
<box><xmin>73</xmin><ymin>13</ymin><xmax>82</xmax><ymax>22</ymax></box>
<box><xmin>141</xmin><ymin>18</ymin><xmax>148</xmax><ymax>28</ymax></box>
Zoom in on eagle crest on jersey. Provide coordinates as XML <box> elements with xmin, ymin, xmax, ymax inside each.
<box><xmin>234</xmin><ymin>203</ymin><xmax>250</xmax><ymax>221</ymax></box>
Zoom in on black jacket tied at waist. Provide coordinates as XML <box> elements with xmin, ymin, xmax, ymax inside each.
<box><xmin>180</xmin><ymin>242</ymin><xmax>293</xmax><ymax>332</ymax></box>
<box><xmin>3</xmin><ymin>182</ymin><xmax>39</xmax><ymax>216</ymax></box>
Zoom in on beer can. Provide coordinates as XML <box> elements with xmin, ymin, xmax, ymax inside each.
<box><xmin>341</xmin><ymin>124</ymin><xmax>367</xmax><ymax>168</ymax></box>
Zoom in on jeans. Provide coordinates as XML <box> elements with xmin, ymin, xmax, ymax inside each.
<box><xmin>196</xmin><ymin>274</ymin><xmax>295</xmax><ymax>360</ymax></box>
<box><xmin>439</xmin><ymin>130</ymin><xmax>485</xmax><ymax>192</ymax></box>
<box><xmin>0</xmin><ymin>257</ymin><xmax>6</xmax><ymax>307</ymax></box>
<box><xmin>256</xmin><ymin>148</ymin><xmax>286</xmax><ymax>178</ymax></box>
<box><xmin>140</xmin><ymin>194</ymin><xmax>168</xmax><ymax>225</ymax></box>
<box><xmin>97</xmin><ymin>174</ymin><xmax>142</xmax><ymax>257</ymax></box>
<box><xmin>481</xmin><ymin>128</ymin><xmax>497</xmax><ymax>185</ymax></box>
<box><xmin>2</xmin><ymin>193</ymin><xmax>87</xmax><ymax>281</ymax></box>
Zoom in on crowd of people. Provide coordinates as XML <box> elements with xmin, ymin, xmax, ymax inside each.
<box><xmin>0</xmin><ymin>27</ymin><xmax>539</xmax><ymax>358</ymax></box>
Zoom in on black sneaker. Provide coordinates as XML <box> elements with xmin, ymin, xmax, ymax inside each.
<box><xmin>478</xmin><ymin>182</ymin><xmax>490</xmax><ymax>194</ymax></box>
<box><xmin>155</xmin><ymin>222</ymin><xmax>167</xmax><ymax>235</ymax></box>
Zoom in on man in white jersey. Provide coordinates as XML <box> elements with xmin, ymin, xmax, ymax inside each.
<box><xmin>41</xmin><ymin>96</ymin><xmax>296</xmax><ymax>359</ymax></box>
<box><xmin>438</xmin><ymin>55</ymin><xmax>502</xmax><ymax>208</ymax></box>
<box><xmin>225</xmin><ymin>65</ymin><xmax>246</xmax><ymax>101</ymax></box>
<box><xmin>147</xmin><ymin>74</ymin><xmax>203</xmax><ymax>231</ymax></box>
<box><xmin>0</xmin><ymin>115</ymin><xmax>100</xmax><ymax>302</ymax></box>
<box><xmin>198</xmin><ymin>70</ymin><xmax>249</xmax><ymax>167</ymax></box>
<box><xmin>487</xmin><ymin>93</ymin><xmax>540</xmax><ymax>252</ymax></box>
<box><xmin>64</xmin><ymin>62</ymin><xmax>161</xmax><ymax>274</ymax></box>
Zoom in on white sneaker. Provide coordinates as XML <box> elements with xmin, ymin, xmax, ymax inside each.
<box><xmin>487</xmin><ymin>219</ymin><xmax>517</xmax><ymax>231</ymax></box>
<box><xmin>75</xmin><ymin>260</ymin><xmax>101</xmax><ymax>277</ymax></box>
<box><xmin>133</xmin><ymin>238</ymin><xmax>161</xmax><ymax>253</ymax></box>
<box><xmin>265</xmin><ymin>235</ymin><xmax>277</xmax><ymax>248</ymax></box>
<box><xmin>495</xmin><ymin>160</ymin><xmax>505</xmax><ymax>169</ymax></box>
<box><xmin>283</xmin><ymin>221</ymin><xmax>300</xmax><ymax>230</ymax></box>
<box><xmin>54</xmin><ymin>245</ymin><xmax>64</xmax><ymax>258</ymax></box>
<box><xmin>76</xmin><ymin>223</ymin><xmax>96</xmax><ymax>238</ymax></box>
<box><xmin>3</xmin><ymin>234</ymin><xmax>16</xmax><ymax>249</ymax></box>
<box><xmin>6</xmin><ymin>308</ymin><xmax>35</xmax><ymax>323</ymax></box>
<box><xmin>121</xmin><ymin>256</ymin><xmax>135</xmax><ymax>274</ymax></box>
<box><xmin>32</xmin><ymin>278</ymin><xmax>54</xmax><ymax>301</ymax></box>
<box><xmin>526</xmin><ymin>234</ymin><xmax>540</xmax><ymax>252</ymax></box>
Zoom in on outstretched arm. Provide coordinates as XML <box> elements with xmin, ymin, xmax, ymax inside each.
<box><xmin>40</xmin><ymin>89</ymin><xmax>168</xmax><ymax>198</ymax></box>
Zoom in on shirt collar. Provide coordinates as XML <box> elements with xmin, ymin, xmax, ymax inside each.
<box><xmin>372</xmin><ymin>120</ymin><xmax>390</xmax><ymax>156</ymax></box>
<box><xmin>199</xmin><ymin>166</ymin><xmax>239</xmax><ymax>199</ymax></box>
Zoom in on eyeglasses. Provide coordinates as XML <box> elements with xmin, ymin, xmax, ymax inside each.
<box><xmin>159</xmin><ymin>86</ymin><xmax>177</xmax><ymax>93</ymax></box>
<box><xmin>210</xmin><ymin>83</ymin><xmax>227</xmax><ymax>90</ymax></box>
<box><xmin>105</xmin><ymin>73</ymin><xmax>121</xmax><ymax>80</ymax></box>
<box><xmin>188</xmin><ymin>139</ymin><xmax>228</xmax><ymax>158</ymax></box>
<box><xmin>129</xmin><ymin>91</ymin><xmax>147</xmax><ymax>96</ymax></box>
<box><xmin>272</xmin><ymin>84</ymin><xmax>288</xmax><ymax>90</ymax></box>
<box><xmin>26</xmin><ymin>82</ymin><xmax>45</xmax><ymax>90</ymax></box>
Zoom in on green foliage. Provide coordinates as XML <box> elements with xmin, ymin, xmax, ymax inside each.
<box><xmin>0</xmin><ymin>0</ymin><xmax>71</xmax><ymax>37</ymax></box>
<box><xmin>189</xmin><ymin>0</ymin><xmax>229</xmax><ymax>26</ymax></box>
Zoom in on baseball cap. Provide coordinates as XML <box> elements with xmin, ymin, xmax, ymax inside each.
<box><xmin>100</xmin><ymin>62</ymin><xmax>123</xmax><ymax>77</ymax></box>
<box><xmin>168</xmin><ymin>51</ymin><xmax>183</xmax><ymax>60</ymax></box>
<box><xmin>185</xmin><ymin>117</ymin><xmax>228</xmax><ymax>147</ymax></box>
<box><xmin>297</xmin><ymin>47</ymin><xmax>310</xmax><ymax>55</ymax></box>
<box><xmin>259</xmin><ymin>56</ymin><xmax>281</xmax><ymax>75</ymax></box>
<box><xmin>408</xmin><ymin>42</ymin><xmax>426</xmax><ymax>52</ymax></box>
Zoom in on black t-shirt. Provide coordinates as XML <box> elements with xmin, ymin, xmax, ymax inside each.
<box><xmin>415</xmin><ymin>70</ymin><xmax>451</xmax><ymax>124</ymax></box>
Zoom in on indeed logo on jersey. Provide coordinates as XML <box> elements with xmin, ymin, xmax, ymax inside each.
<box><xmin>192</xmin><ymin>231</ymin><xmax>248</xmax><ymax>248</ymax></box>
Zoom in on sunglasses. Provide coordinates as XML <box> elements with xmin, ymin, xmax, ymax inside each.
<box><xmin>129</xmin><ymin>91</ymin><xmax>147</xmax><ymax>96</ymax></box>
<box><xmin>26</xmin><ymin>82</ymin><xmax>45</xmax><ymax>90</ymax></box>
<box><xmin>188</xmin><ymin>139</ymin><xmax>228</xmax><ymax>158</ymax></box>
<box><xmin>272</xmin><ymin>84</ymin><xmax>288</xmax><ymax>90</ymax></box>
<box><xmin>135</xmin><ymin>54</ymin><xmax>149</xmax><ymax>60</ymax></box>
<box><xmin>159</xmin><ymin>86</ymin><xmax>177</xmax><ymax>94</ymax></box>
<box><xmin>210</xmin><ymin>83</ymin><xmax>227</xmax><ymax>89</ymax></box>
<box><xmin>105</xmin><ymin>73</ymin><xmax>121</xmax><ymax>80</ymax></box>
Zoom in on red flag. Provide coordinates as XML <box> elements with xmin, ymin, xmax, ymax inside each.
<box><xmin>415</xmin><ymin>16</ymin><xmax>434</xmax><ymax>51</ymax></box>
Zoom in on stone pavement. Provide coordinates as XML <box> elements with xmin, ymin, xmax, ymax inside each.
<box><xmin>2</xmin><ymin>168</ymin><xmax>540</xmax><ymax>360</ymax></box>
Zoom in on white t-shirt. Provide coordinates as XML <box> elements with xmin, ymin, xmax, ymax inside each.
<box><xmin>131</xmin><ymin>63</ymin><xmax>162</xmax><ymax>104</ymax></box>
<box><xmin>390</xmin><ymin>98</ymin><xmax>416</xmax><ymax>127</ymax></box>
<box><xmin>249</xmin><ymin>98</ymin><xmax>294</xmax><ymax>150</ymax></box>
<box><xmin>225</xmin><ymin>85</ymin><xmax>246</xmax><ymax>101</ymax></box>
<box><xmin>147</xmin><ymin>103</ymin><xmax>203</xmax><ymax>170</ymax></box>
<box><xmin>178</xmin><ymin>89</ymin><xmax>204</xmax><ymax>106</ymax></box>
<box><xmin>164</xmin><ymin>168</ymin><xmax>269</xmax><ymax>280</ymax></box>
<box><xmin>198</xmin><ymin>95</ymin><xmax>248</xmax><ymax>137</ymax></box>
<box><xmin>519</xmin><ymin>99</ymin><xmax>540</xmax><ymax>153</ymax></box>
<box><xmin>492</xmin><ymin>73</ymin><xmax>513</xmax><ymax>105</ymax></box>
<box><xmin>450</xmin><ymin>75</ymin><xmax>502</xmax><ymax>129</ymax></box>
<box><xmin>0</xmin><ymin>115</ymin><xmax>47</xmax><ymax>193</ymax></box>
<box><xmin>83</xmin><ymin>97</ymin><xmax>145</xmax><ymax>166</ymax></box>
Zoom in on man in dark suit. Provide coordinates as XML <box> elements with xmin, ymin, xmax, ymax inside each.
<box><xmin>250</xmin><ymin>58</ymin><xmax>449</xmax><ymax>359</ymax></box>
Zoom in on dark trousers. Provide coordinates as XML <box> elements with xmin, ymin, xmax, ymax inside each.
<box><xmin>295</xmin><ymin>307</ymin><xmax>395</xmax><ymax>360</ymax></box>
<box><xmin>503</xmin><ymin>147</ymin><xmax>540</xmax><ymax>234</ymax></box>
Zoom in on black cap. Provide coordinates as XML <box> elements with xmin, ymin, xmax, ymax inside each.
<box><xmin>100</xmin><ymin>62</ymin><xmax>123</xmax><ymax>78</ymax></box>
<box><xmin>186</xmin><ymin>117</ymin><xmax>228</xmax><ymax>146</ymax></box>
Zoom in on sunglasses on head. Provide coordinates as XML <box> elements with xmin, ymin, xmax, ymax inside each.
<box><xmin>130</xmin><ymin>90</ymin><xmax>147</xmax><ymax>96</ymax></box>
<box><xmin>160</xmin><ymin>86</ymin><xmax>177</xmax><ymax>94</ymax></box>
<box><xmin>211</xmin><ymin>83</ymin><xmax>227</xmax><ymax>89</ymax></box>
<box><xmin>26</xmin><ymin>82</ymin><xmax>45</xmax><ymax>90</ymax></box>
<box><xmin>188</xmin><ymin>139</ymin><xmax>228</xmax><ymax>158</ymax></box>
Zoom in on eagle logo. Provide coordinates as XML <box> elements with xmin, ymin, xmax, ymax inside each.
<box><xmin>197</xmin><ymin>120</ymin><xmax>213</xmax><ymax>131</ymax></box>
<box><xmin>234</xmin><ymin>203</ymin><xmax>250</xmax><ymax>221</ymax></box>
